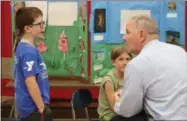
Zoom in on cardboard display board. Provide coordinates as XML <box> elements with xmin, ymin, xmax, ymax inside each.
<box><xmin>11</xmin><ymin>1</ymin><xmax>88</xmax><ymax>80</ymax></box>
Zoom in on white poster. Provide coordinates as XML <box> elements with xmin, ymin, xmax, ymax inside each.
<box><xmin>120</xmin><ymin>10</ymin><xmax>151</xmax><ymax>34</ymax></box>
<box><xmin>25</xmin><ymin>1</ymin><xmax>48</xmax><ymax>31</ymax></box>
<box><xmin>94</xmin><ymin>34</ymin><xmax>104</xmax><ymax>41</ymax></box>
<box><xmin>48</xmin><ymin>2</ymin><xmax>78</xmax><ymax>26</ymax></box>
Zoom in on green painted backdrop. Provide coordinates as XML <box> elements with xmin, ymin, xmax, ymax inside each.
<box><xmin>12</xmin><ymin>1</ymin><xmax>88</xmax><ymax>79</ymax></box>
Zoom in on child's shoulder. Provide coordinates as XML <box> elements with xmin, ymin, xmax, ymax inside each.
<box><xmin>103</xmin><ymin>70</ymin><xmax>113</xmax><ymax>78</ymax></box>
<box><xmin>17</xmin><ymin>42</ymin><xmax>38</xmax><ymax>56</ymax></box>
<box><xmin>102</xmin><ymin>71</ymin><xmax>115</xmax><ymax>84</ymax></box>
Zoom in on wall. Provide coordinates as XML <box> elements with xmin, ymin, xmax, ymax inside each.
<box><xmin>90</xmin><ymin>1</ymin><xmax>185</xmax><ymax>45</ymax></box>
<box><xmin>89</xmin><ymin>1</ymin><xmax>186</xmax><ymax>83</ymax></box>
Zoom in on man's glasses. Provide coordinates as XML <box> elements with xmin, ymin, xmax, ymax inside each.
<box><xmin>30</xmin><ymin>21</ymin><xmax>45</xmax><ymax>28</ymax></box>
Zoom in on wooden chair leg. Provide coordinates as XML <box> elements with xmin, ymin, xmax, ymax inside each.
<box><xmin>9</xmin><ymin>101</ymin><xmax>15</xmax><ymax>118</ymax></box>
<box><xmin>14</xmin><ymin>103</ymin><xmax>18</xmax><ymax>118</ymax></box>
<box><xmin>85</xmin><ymin>107</ymin><xmax>90</xmax><ymax>121</ymax></box>
<box><xmin>71</xmin><ymin>100</ymin><xmax>76</xmax><ymax>121</ymax></box>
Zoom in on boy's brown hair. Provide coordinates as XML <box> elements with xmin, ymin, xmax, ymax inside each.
<box><xmin>111</xmin><ymin>46</ymin><xmax>132</xmax><ymax>60</ymax></box>
<box><xmin>14</xmin><ymin>7</ymin><xmax>43</xmax><ymax>51</ymax></box>
<box><xmin>16</xmin><ymin>7</ymin><xmax>43</xmax><ymax>36</ymax></box>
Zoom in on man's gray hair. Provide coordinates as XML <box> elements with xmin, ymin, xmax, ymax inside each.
<box><xmin>131</xmin><ymin>15</ymin><xmax>159</xmax><ymax>35</ymax></box>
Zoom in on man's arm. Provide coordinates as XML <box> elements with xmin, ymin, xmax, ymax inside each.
<box><xmin>114</xmin><ymin>63</ymin><xmax>144</xmax><ymax>117</ymax></box>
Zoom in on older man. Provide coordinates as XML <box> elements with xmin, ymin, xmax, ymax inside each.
<box><xmin>112</xmin><ymin>15</ymin><xmax>187</xmax><ymax>121</ymax></box>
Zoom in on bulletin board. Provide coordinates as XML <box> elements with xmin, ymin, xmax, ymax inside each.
<box><xmin>12</xmin><ymin>1</ymin><xmax>89</xmax><ymax>80</ymax></box>
<box><xmin>161</xmin><ymin>2</ymin><xmax>185</xmax><ymax>47</ymax></box>
<box><xmin>90</xmin><ymin>1</ymin><xmax>185</xmax><ymax>83</ymax></box>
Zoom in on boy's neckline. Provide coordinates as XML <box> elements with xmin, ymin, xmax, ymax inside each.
<box><xmin>20</xmin><ymin>39</ymin><xmax>35</xmax><ymax>47</ymax></box>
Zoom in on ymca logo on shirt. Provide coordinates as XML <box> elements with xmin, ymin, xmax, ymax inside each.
<box><xmin>40</xmin><ymin>63</ymin><xmax>47</xmax><ymax>70</ymax></box>
<box><xmin>39</xmin><ymin>62</ymin><xmax>48</xmax><ymax>80</ymax></box>
<box><xmin>25</xmin><ymin>61</ymin><xmax>35</xmax><ymax>71</ymax></box>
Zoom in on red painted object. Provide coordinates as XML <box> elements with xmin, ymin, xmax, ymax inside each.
<box><xmin>87</xmin><ymin>0</ymin><xmax>91</xmax><ymax>82</ymax></box>
<box><xmin>1</xmin><ymin>1</ymin><xmax>14</xmax><ymax>96</ymax></box>
<box><xmin>36</xmin><ymin>41</ymin><xmax>48</xmax><ymax>53</ymax></box>
<box><xmin>1</xmin><ymin>1</ymin><xmax>12</xmax><ymax>58</ymax></box>
<box><xmin>58</xmin><ymin>32</ymin><xmax>68</xmax><ymax>54</ymax></box>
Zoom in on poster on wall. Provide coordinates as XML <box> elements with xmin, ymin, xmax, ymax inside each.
<box><xmin>168</xmin><ymin>2</ymin><xmax>176</xmax><ymax>10</ymax></box>
<box><xmin>48</xmin><ymin>1</ymin><xmax>78</xmax><ymax>26</ymax></box>
<box><xmin>94</xmin><ymin>9</ymin><xmax>106</xmax><ymax>33</ymax></box>
<box><xmin>120</xmin><ymin>10</ymin><xmax>151</xmax><ymax>34</ymax></box>
<box><xmin>166</xmin><ymin>30</ymin><xmax>180</xmax><ymax>46</ymax></box>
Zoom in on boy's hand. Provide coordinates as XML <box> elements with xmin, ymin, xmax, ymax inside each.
<box><xmin>38</xmin><ymin>104</ymin><xmax>45</xmax><ymax>114</ymax></box>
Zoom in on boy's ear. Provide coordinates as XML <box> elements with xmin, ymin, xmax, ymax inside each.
<box><xmin>24</xmin><ymin>25</ymin><xmax>31</xmax><ymax>33</ymax></box>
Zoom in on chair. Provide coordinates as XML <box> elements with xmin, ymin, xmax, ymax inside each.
<box><xmin>1</xmin><ymin>96</ymin><xmax>16</xmax><ymax>118</ymax></box>
<box><xmin>71</xmin><ymin>89</ymin><xmax>92</xmax><ymax>121</ymax></box>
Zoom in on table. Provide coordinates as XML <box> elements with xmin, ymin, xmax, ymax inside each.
<box><xmin>6</xmin><ymin>79</ymin><xmax>100</xmax><ymax>89</ymax></box>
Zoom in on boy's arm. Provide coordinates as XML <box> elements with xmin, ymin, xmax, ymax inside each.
<box><xmin>21</xmin><ymin>53</ymin><xmax>45</xmax><ymax>114</ymax></box>
<box><xmin>25</xmin><ymin>76</ymin><xmax>45</xmax><ymax>114</ymax></box>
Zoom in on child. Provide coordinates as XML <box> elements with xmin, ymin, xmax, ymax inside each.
<box><xmin>98</xmin><ymin>46</ymin><xmax>132</xmax><ymax>121</ymax></box>
<box><xmin>14</xmin><ymin>7</ymin><xmax>52</xmax><ymax>121</ymax></box>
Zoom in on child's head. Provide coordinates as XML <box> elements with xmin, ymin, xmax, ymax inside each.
<box><xmin>111</xmin><ymin>46</ymin><xmax>132</xmax><ymax>72</ymax></box>
<box><xmin>15</xmin><ymin>7</ymin><xmax>44</xmax><ymax>40</ymax></box>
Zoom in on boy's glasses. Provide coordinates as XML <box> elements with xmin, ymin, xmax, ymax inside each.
<box><xmin>30</xmin><ymin>21</ymin><xmax>45</xmax><ymax>28</ymax></box>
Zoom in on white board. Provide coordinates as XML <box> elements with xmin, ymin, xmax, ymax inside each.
<box><xmin>48</xmin><ymin>2</ymin><xmax>78</xmax><ymax>26</ymax></box>
<box><xmin>25</xmin><ymin>1</ymin><xmax>48</xmax><ymax>30</ymax></box>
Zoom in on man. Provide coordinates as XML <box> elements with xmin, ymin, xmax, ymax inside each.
<box><xmin>112</xmin><ymin>15</ymin><xmax>187</xmax><ymax>121</ymax></box>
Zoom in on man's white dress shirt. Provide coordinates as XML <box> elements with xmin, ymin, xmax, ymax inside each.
<box><xmin>114</xmin><ymin>40</ymin><xmax>187</xmax><ymax>120</ymax></box>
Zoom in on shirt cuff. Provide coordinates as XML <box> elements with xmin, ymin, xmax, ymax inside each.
<box><xmin>114</xmin><ymin>102</ymin><xmax>120</xmax><ymax>114</ymax></box>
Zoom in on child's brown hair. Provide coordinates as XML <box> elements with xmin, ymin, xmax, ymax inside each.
<box><xmin>14</xmin><ymin>7</ymin><xmax>43</xmax><ymax>51</ymax></box>
<box><xmin>111</xmin><ymin>46</ymin><xmax>132</xmax><ymax>60</ymax></box>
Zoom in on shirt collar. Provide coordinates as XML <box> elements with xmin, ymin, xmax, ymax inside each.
<box><xmin>142</xmin><ymin>39</ymin><xmax>159</xmax><ymax>50</ymax></box>
<box><xmin>20</xmin><ymin>39</ymin><xmax>35</xmax><ymax>47</ymax></box>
